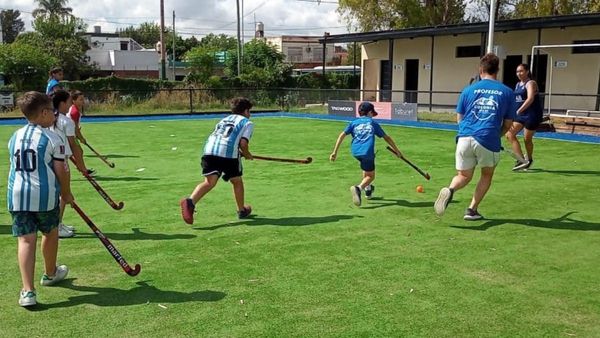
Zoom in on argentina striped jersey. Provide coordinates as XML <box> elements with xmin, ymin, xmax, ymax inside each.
<box><xmin>203</xmin><ymin>114</ymin><xmax>254</xmax><ymax>158</ymax></box>
<box><xmin>7</xmin><ymin>124</ymin><xmax>66</xmax><ymax>211</ymax></box>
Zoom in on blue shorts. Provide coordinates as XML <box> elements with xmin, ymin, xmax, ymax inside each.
<box><xmin>515</xmin><ymin>113</ymin><xmax>543</xmax><ymax>130</ymax></box>
<box><xmin>354</xmin><ymin>155</ymin><xmax>375</xmax><ymax>171</ymax></box>
<box><xmin>10</xmin><ymin>207</ymin><xmax>60</xmax><ymax>237</ymax></box>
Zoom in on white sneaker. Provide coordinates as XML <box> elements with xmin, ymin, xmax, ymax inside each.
<box><xmin>434</xmin><ymin>187</ymin><xmax>453</xmax><ymax>216</ymax></box>
<box><xmin>19</xmin><ymin>290</ymin><xmax>37</xmax><ymax>307</ymax></box>
<box><xmin>350</xmin><ymin>185</ymin><xmax>362</xmax><ymax>206</ymax></box>
<box><xmin>58</xmin><ymin>224</ymin><xmax>74</xmax><ymax>238</ymax></box>
<box><xmin>40</xmin><ymin>265</ymin><xmax>69</xmax><ymax>286</ymax></box>
<box><xmin>60</xmin><ymin>223</ymin><xmax>75</xmax><ymax>232</ymax></box>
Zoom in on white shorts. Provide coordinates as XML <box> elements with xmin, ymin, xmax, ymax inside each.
<box><xmin>455</xmin><ymin>136</ymin><xmax>500</xmax><ymax>170</ymax></box>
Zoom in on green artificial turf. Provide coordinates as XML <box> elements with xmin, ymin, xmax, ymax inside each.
<box><xmin>0</xmin><ymin>117</ymin><xmax>598</xmax><ymax>337</ymax></box>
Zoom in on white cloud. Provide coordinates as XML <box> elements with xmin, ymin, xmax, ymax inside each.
<box><xmin>0</xmin><ymin>0</ymin><xmax>349</xmax><ymax>37</ymax></box>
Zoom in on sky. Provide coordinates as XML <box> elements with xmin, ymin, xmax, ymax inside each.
<box><xmin>1</xmin><ymin>0</ymin><xmax>349</xmax><ymax>39</ymax></box>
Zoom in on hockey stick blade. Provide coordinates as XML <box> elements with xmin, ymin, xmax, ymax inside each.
<box><xmin>253</xmin><ymin>155</ymin><xmax>313</xmax><ymax>164</ymax></box>
<box><xmin>83</xmin><ymin>173</ymin><xmax>125</xmax><ymax>210</ymax></box>
<box><xmin>84</xmin><ymin>142</ymin><xmax>116</xmax><ymax>168</ymax></box>
<box><xmin>71</xmin><ymin>202</ymin><xmax>141</xmax><ymax>277</ymax></box>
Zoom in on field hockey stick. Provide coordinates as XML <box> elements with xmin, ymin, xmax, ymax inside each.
<box><xmin>83</xmin><ymin>172</ymin><xmax>125</xmax><ymax>210</ymax></box>
<box><xmin>386</xmin><ymin>146</ymin><xmax>431</xmax><ymax>180</ymax></box>
<box><xmin>84</xmin><ymin>142</ymin><xmax>115</xmax><ymax>168</ymax></box>
<box><xmin>253</xmin><ymin>155</ymin><xmax>313</xmax><ymax>164</ymax></box>
<box><xmin>500</xmin><ymin>146</ymin><xmax>526</xmax><ymax>163</ymax></box>
<box><xmin>71</xmin><ymin>202</ymin><xmax>141</xmax><ymax>277</ymax></box>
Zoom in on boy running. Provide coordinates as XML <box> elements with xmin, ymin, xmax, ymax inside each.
<box><xmin>329</xmin><ymin>102</ymin><xmax>403</xmax><ymax>206</ymax></box>
<box><xmin>9</xmin><ymin>92</ymin><xmax>72</xmax><ymax>307</ymax></box>
<box><xmin>180</xmin><ymin>97</ymin><xmax>254</xmax><ymax>224</ymax></box>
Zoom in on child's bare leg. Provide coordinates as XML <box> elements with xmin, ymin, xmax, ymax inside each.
<box><xmin>229</xmin><ymin>176</ymin><xmax>245</xmax><ymax>210</ymax></box>
<box><xmin>359</xmin><ymin>171</ymin><xmax>375</xmax><ymax>189</ymax></box>
<box><xmin>190</xmin><ymin>175</ymin><xmax>219</xmax><ymax>204</ymax></box>
<box><xmin>18</xmin><ymin>233</ymin><xmax>37</xmax><ymax>291</ymax></box>
<box><xmin>41</xmin><ymin>228</ymin><xmax>59</xmax><ymax>276</ymax></box>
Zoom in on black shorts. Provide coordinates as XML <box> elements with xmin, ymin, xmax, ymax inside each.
<box><xmin>515</xmin><ymin>113</ymin><xmax>543</xmax><ymax>131</ymax></box>
<box><xmin>201</xmin><ymin>155</ymin><xmax>242</xmax><ymax>181</ymax></box>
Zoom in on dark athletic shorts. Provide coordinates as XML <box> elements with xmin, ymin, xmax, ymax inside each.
<box><xmin>10</xmin><ymin>207</ymin><xmax>60</xmax><ymax>237</ymax></box>
<box><xmin>201</xmin><ymin>155</ymin><xmax>242</xmax><ymax>181</ymax></box>
<box><xmin>515</xmin><ymin>113</ymin><xmax>543</xmax><ymax>130</ymax></box>
<box><xmin>354</xmin><ymin>155</ymin><xmax>375</xmax><ymax>171</ymax></box>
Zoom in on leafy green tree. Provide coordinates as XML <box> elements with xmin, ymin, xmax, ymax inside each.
<box><xmin>1</xmin><ymin>10</ymin><xmax>25</xmax><ymax>43</ymax></box>
<box><xmin>226</xmin><ymin>39</ymin><xmax>292</xmax><ymax>87</ymax></box>
<box><xmin>184</xmin><ymin>46</ymin><xmax>216</xmax><ymax>83</ymax></box>
<box><xmin>346</xmin><ymin>43</ymin><xmax>362</xmax><ymax>66</ymax></box>
<box><xmin>0</xmin><ymin>42</ymin><xmax>58</xmax><ymax>90</ymax></box>
<box><xmin>199</xmin><ymin>33</ymin><xmax>237</xmax><ymax>51</ymax></box>
<box><xmin>337</xmin><ymin>0</ymin><xmax>465</xmax><ymax>31</ymax></box>
<box><xmin>32</xmin><ymin>0</ymin><xmax>73</xmax><ymax>19</ymax></box>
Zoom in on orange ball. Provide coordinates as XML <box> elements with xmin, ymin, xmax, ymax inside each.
<box><xmin>416</xmin><ymin>185</ymin><xmax>424</xmax><ymax>193</ymax></box>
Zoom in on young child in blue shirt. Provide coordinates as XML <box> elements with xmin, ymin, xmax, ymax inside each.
<box><xmin>330</xmin><ymin>102</ymin><xmax>403</xmax><ymax>206</ymax></box>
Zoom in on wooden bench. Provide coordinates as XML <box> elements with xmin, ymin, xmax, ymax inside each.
<box><xmin>550</xmin><ymin>111</ymin><xmax>600</xmax><ymax>136</ymax></box>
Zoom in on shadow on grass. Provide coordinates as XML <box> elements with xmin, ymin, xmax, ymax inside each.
<box><xmin>451</xmin><ymin>212</ymin><xmax>600</xmax><ymax>231</ymax></box>
<box><xmin>70</xmin><ymin>228</ymin><xmax>196</xmax><ymax>241</ymax></box>
<box><xmin>85</xmin><ymin>154</ymin><xmax>140</xmax><ymax>159</ymax></box>
<box><xmin>361</xmin><ymin>197</ymin><xmax>434</xmax><ymax>209</ymax></box>
<box><xmin>523</xmin><ymin>168</ymin><xmax>600</xmax><ymax>176</ymax></box>
<box><xmin>0</xmin><ymin>224</ymin><xmax>12</xmax><ymax>235</ymax></box>
<box><xmin>194</xmin><ymin>214</ymin><xmax>363</xmax><ymax>231</ymax></box>
<box><xmin>28</xmin><ymin>279</ymin><xmax>225</xmax><ymax>310</ymax></box>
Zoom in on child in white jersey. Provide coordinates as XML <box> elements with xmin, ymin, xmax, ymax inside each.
<box><xmin>8</xmin><ymin>91</ymin><xmax>73</xmax><ymax>307</ymax></box>
<box><xmin>180</xmin><ymin>97</ymin><xmax>254</xmax><ymax>224</ymax></box>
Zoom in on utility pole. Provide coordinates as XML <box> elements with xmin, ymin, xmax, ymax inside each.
<box><xmin>0</xmin><ymin>14</ymin><xmax>4</xmax><ymax>44</ymax></box>
<box><xmin>236</xmin><ymin>0</ymin><xmax>242</xmax><ymax>76</ymax></box>
<box><xmin>172</xmin><ymin>10</ymin><xmax>176</xmax><ymax>80</ymax></box>
<box><xmin>486</xmin><ymin>0</ymin><xmax>497</xmax><ymax>53</ymax></box>
<box><xmin>241</xmin><ymin>0</ymin><xmax>244</xmax><ymax>58</ymax></box>
<box><xmin>160</xmin><ymin>0</ymin><xmax>167</xmax><ymax>80</ymax></box>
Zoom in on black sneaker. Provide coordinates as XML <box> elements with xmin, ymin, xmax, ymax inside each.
<box><xmin>463</xmin><ymin>208</ymin><xmax>483</xmax><ymax>221</ymax></box>
<box><xmin>523</xmin><ymin>159</ymin><xmax>533</xmax><ymax>169</ymax></box>
<box><xmin>434</xmin><ymin>187</ymin><xmax>453</xmax><ymax>216</ymax></box>
<box><xmin>365</xmin><ymin>185</ymin><xmax>375</xmax><ymax>200</ymax></box>
<box><xmin>86</xmin><ymin>169</ymin><xmax>96</xmax><ymax>176</ymax></box>
<box><xmin>238</xmin><ymin>206</ymin><xmax>252</xmax><ymax>219</ymax></box>
<box><xmin>350</xmin><ymin>185</ymin><xmax>361</xmax><ymax>206</ymax></box>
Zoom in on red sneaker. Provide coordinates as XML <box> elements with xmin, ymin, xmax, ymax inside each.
<box><xmin>180</xmin><ymin>198</ymin><xmax>195</xmax><ymax>224</ymax></box>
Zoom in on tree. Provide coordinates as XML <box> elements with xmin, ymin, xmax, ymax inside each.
<box><xmin>32</xmin><ymin>0</ymin><xmax>73</xmax><ymax>19</ymax></box>
<box><xmin>184</xmin><ymin>46</ymin><xmax>216</xmax><ymax>83</ymax></box>
<box><xmin>199</xmin><ymin>33</ymin><xmax>237</xmax><ymax>51</ymax></box>
<box><xmin>1</xmin><ymin>10</ymin><xmax>25</xmax><ymax>43</ymax></box>
<box><xmin>0</xmin><ymin>42</ymin><xmax>58</xmax><ymax>90</ymax></box>
<box><xmin>345</xmin><ymin>43</ymin><xmax>362</xmax><ymax>66</ymax></box>
<box><xmin>225</xmin><ymin>39</ymin><xmax>292</xmax><ymax>87</ymax></box>
<box><xmin>337</xmin><ymin>0</ymin><xmax>465</xmax><ymax>32</ymax></box>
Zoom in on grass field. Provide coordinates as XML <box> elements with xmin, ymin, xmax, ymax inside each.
<box><xmin>0</xmin><ymin>117</ymin><xmax>599</xmax><ymax>337</ymax></box>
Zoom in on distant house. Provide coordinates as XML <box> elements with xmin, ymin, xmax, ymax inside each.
<box><xmin>84</xmin><ymin>26</ymin><xmax>160</xmax><ymax>79</ymax></box>
<box><xmin>265</xmin><ymin>35</ymin><xmax>336</xmax><ymax>69</ymax></box>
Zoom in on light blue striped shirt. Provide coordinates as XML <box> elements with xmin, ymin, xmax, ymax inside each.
<box><xmin>203</xmin><ymin>114</ymin><xmax>254</xmax><ymax>158</ymax></box>
<box><xmin>7</xmin><ymin>124</ymin><xmax>65</xmax><ymax>211</ymax></box>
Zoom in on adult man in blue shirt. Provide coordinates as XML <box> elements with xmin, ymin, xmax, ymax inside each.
<box><xmin>330</xmin><ymin>102</ymin><xmax>403</xmax><ymax>206</ymax></box>
<box><xmin>435</xmin><ymin>53</ymin><xmax>517</xmax><ymax>220</ymax></box>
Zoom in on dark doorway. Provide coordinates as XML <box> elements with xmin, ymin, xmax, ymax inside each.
<box><xmin>404</xmin><ymin>59</ymin><xmax>419</xmax><ymax>103</ymax></box>
<box><xmin>502</xmin><ymin>55</ymin><xmax>522</xmax><ymax>90</ymax></box>
<box><xmin>380</xmin><ymin>60</ymin><xmax>392</xmax><ymax>102</ymax></box>
<box><xmin>527</xmin><ymin>54</ymin><xmax>548</xmax><ymax>93</ymax></box>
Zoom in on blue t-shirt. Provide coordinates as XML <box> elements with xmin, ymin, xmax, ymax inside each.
<box><xmin>456</xmin><ymin>79</ymin><xmax>518</xmax><ymax>152</ymax></box>
<box><xmin>343</xmin><ymin>117</ymin><xmax>386</xmax><ymax>157</ymax></box>
<box><xmin>46</xmin><ymin>79</ymin><xmax>60</xmax><ymax>95</ymax></box>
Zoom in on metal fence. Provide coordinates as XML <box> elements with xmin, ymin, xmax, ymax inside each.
<box><xmin>1</xmin><ymin>88</ymin><xmax>598</xmax><ymax>115</ymax></box>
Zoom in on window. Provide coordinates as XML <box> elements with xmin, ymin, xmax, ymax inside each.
<box><xmin>456</xmin><ymin>45</ymin><xmax>482</xmax><ymax>58</ymax></box>
<box><xmin>286</xmin><ymin>47</ymin><xmax>303</xmax><ymax>62</ymax></box>
<box><xmin>572</xmin><ymin>40</ymin><xmax>600</xmax><ymax>54</ymax></box>
<box><xmin>312</xmin><ymin>47</ymin><xmax>323</xmax><ymax>62</ymax></box>
<box><xmin>120</xmin><ymin>42</ymin><xmax>128</xmax><ymax>51</ymax></box>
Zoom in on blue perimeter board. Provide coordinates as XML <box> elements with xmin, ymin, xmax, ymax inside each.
<box><xmin>1</xmin><ymin>112</ymin><xmax>599</xmax><ymax>145</ymax></box>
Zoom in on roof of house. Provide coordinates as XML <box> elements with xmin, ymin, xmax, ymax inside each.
<box><xmin>319</xmin><ymin>13</ymin><xmax>600</xmax><ymax>44</ymax></box>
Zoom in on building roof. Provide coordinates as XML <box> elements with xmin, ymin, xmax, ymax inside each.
<box><xmin>319</xmin><ymin>13</ymin><xmax>600</xmax><ymax>44</ymax></box>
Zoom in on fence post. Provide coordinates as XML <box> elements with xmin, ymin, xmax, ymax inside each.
<box><xmin>188</xmin><ymin>87</ymin><xmax>193</xmax><ymax>113</ymax></box>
